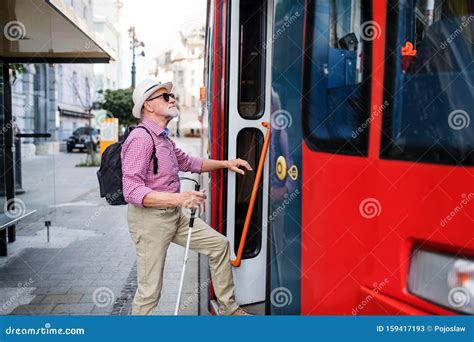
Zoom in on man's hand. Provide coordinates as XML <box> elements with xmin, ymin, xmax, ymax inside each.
<box><xmin>226</xmin><ymin>158</ymin><xmax>253</xmax><ymax>175</ymax></box>
<box><xmin>179</xmin><ymin>190</ymin><xmax>207</xmax><ymax>209</ymax></box>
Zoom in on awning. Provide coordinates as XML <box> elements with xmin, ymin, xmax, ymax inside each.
<box><xmin>0</xmin><ymin>0</ymin><xmax>115</xmax><ymax>63</ymax></box>
<box><xmin>58</xmin><ymin>105</ymin><xmax>92</xmax><ymax>119</ymax></box>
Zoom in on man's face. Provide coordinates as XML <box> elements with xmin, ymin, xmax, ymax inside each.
<box><xmin>142</xmin><ymin>87</ymin><xmax>178</xmax><ymax>118</ymax></box>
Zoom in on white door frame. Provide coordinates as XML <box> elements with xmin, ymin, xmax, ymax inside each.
<box><xmin>226</xmin><ymin>0</ymin><xmax>273</xmax><ymax>305</ymax></box>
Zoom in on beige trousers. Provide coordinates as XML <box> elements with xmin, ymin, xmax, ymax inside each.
<box><xmin>127</xmin><ymin>205</ymin><xmax>239</xmax><ymax>315</ymax></box>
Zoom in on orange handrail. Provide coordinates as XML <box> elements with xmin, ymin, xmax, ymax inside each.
<box><xmin>231</xmin><ymin>122</ymin><xmax>271</xmax><ymax>267</ymax></box>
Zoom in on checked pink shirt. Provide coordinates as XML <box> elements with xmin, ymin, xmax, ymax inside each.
<box><xmin>121</xmin><ymin>117</ymin><xmax>203</xmax><ymax>207</ymax></box>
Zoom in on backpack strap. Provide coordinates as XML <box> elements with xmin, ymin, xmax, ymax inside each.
<box><xmin>135</xmin><ymin>126</ymin><xmax>158</xmax><ymax>175</ymax></box>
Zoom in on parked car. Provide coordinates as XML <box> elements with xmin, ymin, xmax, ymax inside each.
<box><xmin>66</xmin><ymin>127</ymin><xmax>100</xmax><ymax>153</ymax></box>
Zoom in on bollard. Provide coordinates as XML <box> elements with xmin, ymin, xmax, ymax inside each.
<box><xmin>45</xmin><ymin>221</ymin><xmax>51</xmax><ymax>242</ymax></box>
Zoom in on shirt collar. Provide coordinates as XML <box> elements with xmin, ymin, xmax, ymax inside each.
<box><xmin>141</xmin><ymin>117</ymin><xmax>169</xmax><ymax>137</ymax></box>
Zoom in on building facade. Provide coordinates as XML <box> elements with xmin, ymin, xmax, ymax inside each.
<box><xmin>92</xmin><ymin>0</ymin><xmax>123</xmax><ymax>99</ymax></box>
<box><xmin>11</xmin><ymin>0</ymin><xmax>100</xmax><ymax>155</ymax></box>
<box><xmin>151</xmin><ymin>28</ymin><xmax>205</xmax><ymax>137</ymax></box>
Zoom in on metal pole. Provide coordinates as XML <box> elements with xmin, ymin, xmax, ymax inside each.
<box><xmin>3</xmin><ymin>63</ymin><xmax>16</xmax><ymax>244</ymax></box>
<box><xmin>174</xmin><ymin>178</ymin><xmax>200</xmax><ymax>315</ymax></box>
<box><xmin>0</xmin><ymin>63</ymin><xmax>7</xmax><ymax>256</ymax></box>
<box><xmin>131</xmin><ymin>30</ymin><xmax>136</xmax><ymax>88</ymax></box>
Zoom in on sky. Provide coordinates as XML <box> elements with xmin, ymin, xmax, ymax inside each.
<box><xmin>118</xmin><ymin>0</ymin><xmax>207</xmax><ymax>88</ymax></box>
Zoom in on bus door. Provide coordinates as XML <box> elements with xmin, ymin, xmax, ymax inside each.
<box><xmin>225</xmin><ymin>0</ymin><xmax>273</xmax><ymax>305</ymax></box>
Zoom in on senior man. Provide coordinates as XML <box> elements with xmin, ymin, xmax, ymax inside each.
<box><xmin>121</xmin><ymin>79</ymin><xmax>252</xmax><ymax>316</ymax></box>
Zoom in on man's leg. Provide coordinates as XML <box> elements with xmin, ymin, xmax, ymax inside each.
<box><xmin>173</xmin><ymin>209</ymin><xmax>240</xmax><ymax>315</ymax></box>
<box><xmin>128</xmin><ymin>205</ymin><xmax>179</xmax><ymax>315</ymax></box>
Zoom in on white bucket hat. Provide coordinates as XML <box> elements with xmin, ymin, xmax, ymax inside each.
<box><xmin>132</xmin><ymin>79</ymin><xmax>173</xmax><ymax>118</ymax></box>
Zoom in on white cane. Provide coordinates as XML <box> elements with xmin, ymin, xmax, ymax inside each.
<box><xmin>174</xmin><ymin>178</ymin><xmax>200</xmax><ymax>315</ymax></box>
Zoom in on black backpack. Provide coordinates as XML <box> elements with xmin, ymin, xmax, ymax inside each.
<box><xmin>97</xmin><ymin>125</ymin><xmax>158</xmax><ymax>205</ymax></box>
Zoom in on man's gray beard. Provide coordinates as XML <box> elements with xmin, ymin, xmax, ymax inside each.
<box><xmin>166</xmin><ymin>109</ymin><xmax>180</xmax><ymax>118</ymax></box>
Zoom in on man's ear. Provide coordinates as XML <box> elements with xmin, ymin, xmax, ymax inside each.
<box><xmin>143</xmin><ymin>101</ymin><xmax>152</xmax><ymax>113</ymax></box>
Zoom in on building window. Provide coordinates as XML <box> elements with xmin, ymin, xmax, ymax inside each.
<box><xmin>382</xmin><ymin>0</ymin><xmax>474</xmax><ymax>165</ymax></box>
<box><xmin>302</xmin><ymin>0</ymin><xmax>372</xmax><ymax>156</ymax></box>
<box><xmin>72</xmin><ymin>71</ymin><xmax>78</xmax><ymax>105</ymax></box>
<box><xmin>238</xmin><ymin>0</ymin><xmax>266</xmax><ymax>119</ymax></box>
<box><xmin>58</xmin><ymin>65</ymin><xmax>63</xmax><ymax>102</ymax></box>
<box><xmin>85</xmin><ymin>76</ymin><xmax>90</xmax><ymax>103</ymax></box>
<box><xmin>177</xmin><ymin>70</ymin><xmax>184</xmax><ymax>86</ymax></box>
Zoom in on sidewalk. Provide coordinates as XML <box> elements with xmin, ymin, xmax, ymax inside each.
<box><xmin>0</xmin><ymin>138</ymin><xmax>205</xmax><ymax>316</ymax></box>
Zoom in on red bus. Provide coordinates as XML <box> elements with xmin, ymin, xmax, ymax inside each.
<box><xmin>198</xmin><ymin>0</ymin><xmax>474</xmax><ymax>315</ymax></box>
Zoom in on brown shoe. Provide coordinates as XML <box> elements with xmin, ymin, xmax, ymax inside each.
<box><xmin>230</xmin><ymin>307</ymin><xmax>252</xmax><ymax>316</ymax></box>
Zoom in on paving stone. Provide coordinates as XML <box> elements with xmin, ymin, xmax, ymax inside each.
<box><xmin>41</xmin><ymin>294</ymin><xmax>82</xmax><ymax>304</ymax></box>
<box><xmin>33</xmin><ymin>286</ymin><xmax>71</xmax><ymax>295</ymax></box>
<box><xmin>58</xmin><ymin>280</ymin><xmax>94</xmax><ymax>287</ymax></box>
<box><xmin>10</xmin><ymin>304</ymin><xmax>56</xmax><ymax>315</ymax></box>
<box><xmin>91</xmin><ymin>279</ymin><xmax>127</xmax><ymax>287</ymax></box>
<box><xmin>48</xmin><ymin>274</ymin><xmax>81</xmax><ymax>281</ymax></box>
<box><xmin>31</xmin><ymin>280</ymin><xmax>62</xmax><ymax>288</ymax></box>
<box><xmin>68</xmin><ymin>286</ymin><xmax>119</xmax><ymax>295</ymax></box>
<box><xmin>52</xmin><ymin>304</ymin><xmax>94</xmax><ymax>314</ymax></box>
<box><xmin>29</xmin><ymin>295</ymin><xmax>46</xmax><ymax>304</ymax></box>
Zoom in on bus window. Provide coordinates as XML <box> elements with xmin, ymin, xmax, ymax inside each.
<box><xmin>238</xmin><ymin>0</ymin><xmax>266</xmax><ymax>119</ymax></box>
<box><xmin>234</xmin><ymin>128</ymin><xmax>263</xmax><ymax>259</ymax></box>
<box><xmin>302</xmin><ymin>0</ymin><xmax>372</xmax><ymax>155</ymax></box>
<box><xmin>382</xmin><ymin>0</ymin><xmax>474</xmax><ymax>165</ymax></box>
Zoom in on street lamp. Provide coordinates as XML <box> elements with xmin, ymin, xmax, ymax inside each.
<box><xmin>128</xmin><ymin>26</ymin><xmax>145</xmax><ymax>88</ymax></box>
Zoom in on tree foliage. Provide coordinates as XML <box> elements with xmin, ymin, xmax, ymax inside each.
<box><xmin>11</xmin><ymin>64</ymin><xmax>28</xmax><ymax>80</ymax></box>
<box><xmin>101</xmin><ymin>88</ymin><xmax>137</xmax><ymax>127</ymax></box>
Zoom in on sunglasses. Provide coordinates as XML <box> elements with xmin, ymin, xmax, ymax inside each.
<box><xmin>147</xmin><ymin>92</ymin><xmax>175</xmax><ymax>103</ymax></box>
